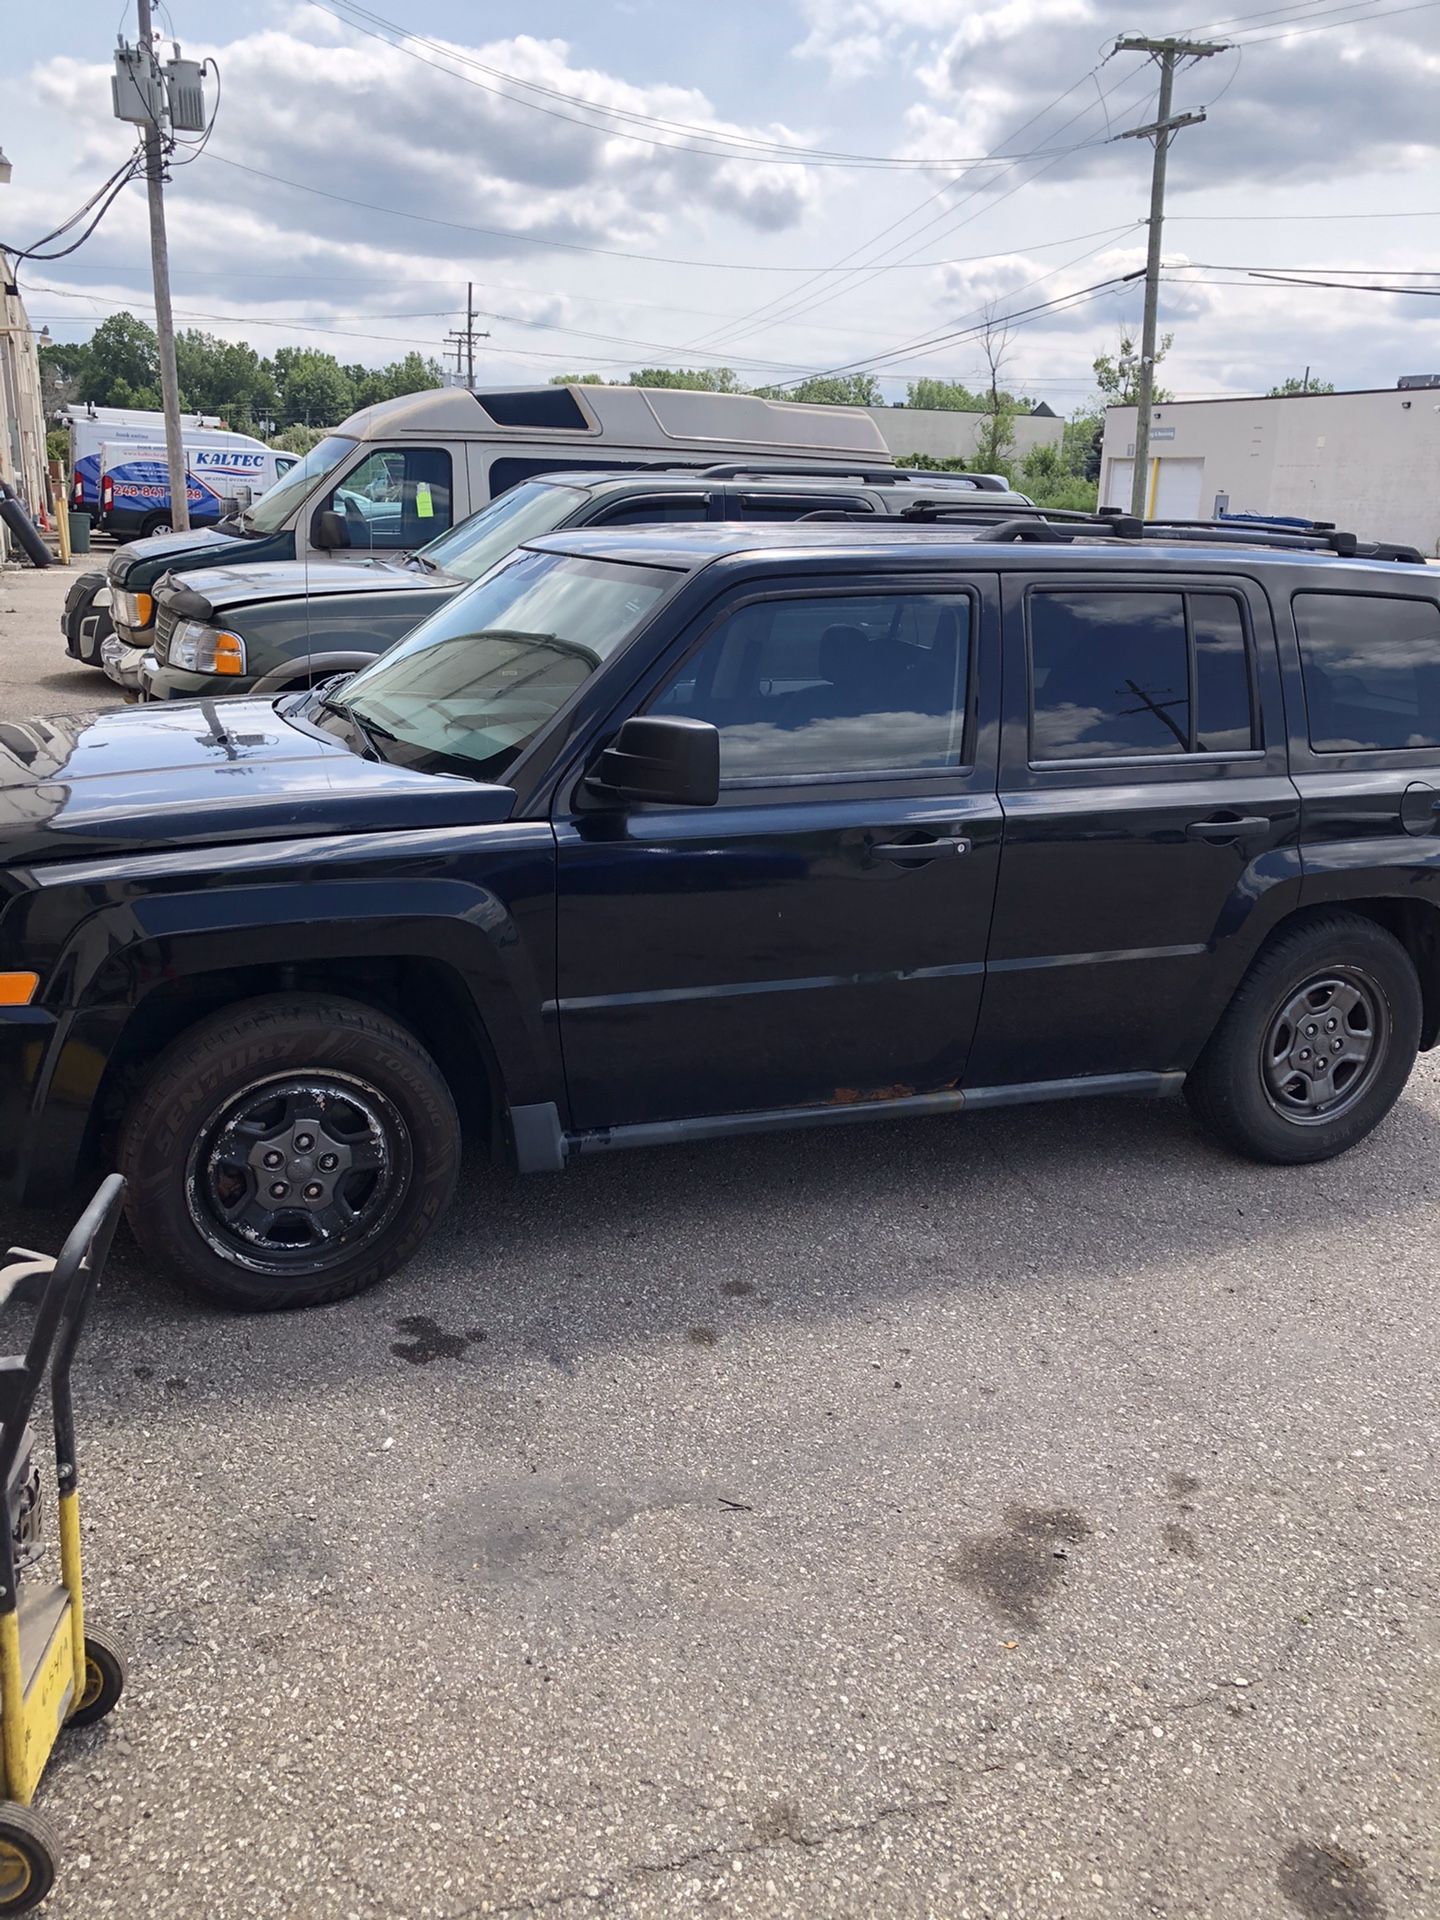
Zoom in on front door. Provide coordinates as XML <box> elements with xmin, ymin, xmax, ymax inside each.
<box><xmin>967</xmin><ymin>570</ymin><xmax>1303</xmax><ymax>1087</ymax></box>
<box><xmin>554</xmin><ymin>577</ymin><xmax>1003</xmax><ymax>1129</ymax></box>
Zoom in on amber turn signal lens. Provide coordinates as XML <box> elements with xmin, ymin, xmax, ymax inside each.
<box><xmin>0</xmin><ymin>973</ymin><xmax>40</xmax><ymax>1007</ymax></box>
<box><xmin>134</xmin><ymin>592</ymin><xmax>154</xmax><ymax>626</ymax></box>
<box><xmin>213</xmin><ymin>632</ymin><xmax>245</xmax><ymax>675</ymax></box>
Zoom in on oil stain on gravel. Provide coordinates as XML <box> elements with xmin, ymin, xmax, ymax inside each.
<box><xmin>1162</xmin><ymin>1470</ymin><xmax>1202</xmax><ymax>1558</ymax></box>
<box><xmin>391</xmin><ymin>1315</ymin><xmax>487</xmax><ymax>1365</ymax></box>
<box><xmin>1278</xmin><ymin>1840</ymin><xmax>1386</xmax><ymax>1920</ymax></box>
<box><xmin>943</xmin><ymin>1504</ymin><xmax>1093</xmax><ymax>1630</ymax></box>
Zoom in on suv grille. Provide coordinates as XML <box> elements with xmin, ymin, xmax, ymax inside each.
<box><xmin>153</xmin><ymin>605</ymin><xmax>178</xmax><ymax>663</ymax></box>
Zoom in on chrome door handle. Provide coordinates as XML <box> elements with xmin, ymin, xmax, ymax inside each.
<box><xmin>1185</xmin><ymin>815</ymin><xmax>1267</xmax><ymax>841</ymax></box>
<box><xmin>872</xmin><ymin>834</ymin><xmax>971</xmax><ymax>863</ymax></box>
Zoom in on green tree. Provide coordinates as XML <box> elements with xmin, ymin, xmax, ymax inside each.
<box><xmin>106</xmin><ymin>376</ymin><xmax>163</xmax><ymax>410</ymax></box>
<box><xmin>626</xmin><ymin>366</ymin><xmax>743</xmax><ymax>392</ymax></box>
<box><xmin>895</xmin><ymin>452</ymin><xmax>971</xmax><ymax>471</ymax></box>
<box><xmin>1020</xmin><ymin>441</ymin><xmax>1097</xmax><ymax>512</ymax></box>
<box><xmin>272</xmin><ymin>348</ymin><xmax>354</xmax><ymax>427</ymax></box>
<box><xmin>1062</xmin><ymin>408</ymin><xmax>1104</xmax><ymax>483</ymax></box>
<box><xmin>970</xmin><ymin>313</ymin><xmax>1020</xmax><ymax>477</ymax></box>
<box><xmin>1092</xmin><ymin>331</ymin><xmax>1173</xmax><ymax>407</ymax></box>
<box><xmin>351</xmin><ymin>353</ymin><xmax>445</xmax><ymax>409</ymax></box>
<box><xmin>1269</xmin><ymin>374</ymin><xmax>1334</xmax><ymax>395</ymax></box>
<box><xmin>756</xmin><ymin>373</ymin><xmax>883</xmax><ymax>407</ymax></box>
<box><xmin>38</xmin><ymin>339</ymin><xmax>90</xmax><ymax>413</ymax></box>
<box><xmin>77</xmin><ymin>312</ymin><xmax>159</xmax><ymax>405</ymax></box>
<box><xmin>905</xmin><ymin>376</ymin><xmax>985</xmax><ymax>412</ymax></box>
<box><xmin>173</xmin><ymin>330</ymin><xmax>278</xmax><ymax>429</ymax></box>
<box><xmin>269</xmin><ymin>423</ymin><xmax>329</xmax><ymax>455</ymax></box>
<box><xmin>548</xmin><ymin>373</ymin><xmax>607</xmax><ymax>385</ymax></box>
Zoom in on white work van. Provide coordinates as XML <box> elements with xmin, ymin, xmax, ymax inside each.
<box><xmin>96</xmin><ymin>438</ymin><xmax>297</xmax><ymax>538</ymax></box>
<box><xmin>231</xmin><ymin>383</ymin><xmax>895</xmax><ymax>562</ymax></box>
<box><xmin>65</xmin><ymin>405</ymin><xmax>226</xmax><ymax>516</ymax></box>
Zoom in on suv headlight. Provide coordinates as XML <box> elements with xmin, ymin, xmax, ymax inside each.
<box><xmin>113</xmin><ymin>588</ymin><xmax>154</xmax><ymax>628</ymax></box>
<box><xmin>171</xmin><ymin>621</ymin><xmax>246</xmax><ymax>676</ymax></box>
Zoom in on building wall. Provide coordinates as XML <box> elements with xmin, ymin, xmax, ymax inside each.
<box><xmin>1101</xmin><ymin>390</ymin><xmax>1440</xmax><ymax>553</ymax></box>
<box><xmin>866</xmin><ymin>405</ymin><xmax>1065</xmax><ymax>467</ymax></box>
<box><xmin>0</xmin><ymin>253</ymin><xmax>48</xmax><ymax>559</ymax></box>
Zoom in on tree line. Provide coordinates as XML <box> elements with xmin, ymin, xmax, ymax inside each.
<box><xmin>42</xmin><ymin>312</ymin><xmax>1325</xmax><ymax>514</ymax></box>
<box><xmin>548</xmin><ymin>344</ymin><xmax>1176</xmax><ymax>512</ymax></box>
<box><xmin>38</xmin><ymin>312</ymin><xmax>444</xmax><ymax>450</ymax></box>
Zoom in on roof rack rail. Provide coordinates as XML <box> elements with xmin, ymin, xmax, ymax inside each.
<box><xmin>795</xmin><ymin>502</ymin><xmax>1049</xmax><ymax>524</ymax></box>
<box><xmin>1096</xmin><ymin>509</ymin><xmax>1425</xmax><ymax>562</ymax></box>
<box><xmin>785</xmin><ymin>502</ymin><xmax>1428</xmax><ymax>563</ymax></box>
<box><xmin>690</xmin><ymin>462</ymin><xmax>1015</xmax><ymax>490</ymax></box>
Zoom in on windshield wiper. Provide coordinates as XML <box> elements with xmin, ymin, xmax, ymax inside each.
<box><xmin>407</xmin><ymin>551</ymin><xmax>439</xmax><ymax>572</ymax></box>
<box><xmin>316</xmin><ymin>693</ymin><xmax>395</xmax><ymax>763</ymax></box>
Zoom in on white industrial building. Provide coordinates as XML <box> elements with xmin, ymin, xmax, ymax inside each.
<box><xmin>1102</xmin><ymin>386</ymin><xmax>1440</xmax><ymax>555</ymax></box>
<box><xmin>866</xmin><ymin>402</ymin><xmax>1064</xmax><ymax>467</ymax></box>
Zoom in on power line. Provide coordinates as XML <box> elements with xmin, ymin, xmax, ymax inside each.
<box><xmin>689</xmin><ymin>63</ymin><xmax>1148</xmax><ymax>355</ymax></box>
<box><xmin>1167</xmin><ymin>268</ymin><xmax>1440</xmax><ymax>293</ymax></box>
<box><xmin>1227</xmin><ymin>0</ymin><xmax>1440</xmax><ymax>37</ymax></box>
<box><xmin>309</xmin><ymin>0</ymin><xmax>1114</xmax><ymax>172</ymax></box>
<box><xmin>766</xmin><ymin>274</ymin><xmax>1139</xmax><ymax>390</ymax></box>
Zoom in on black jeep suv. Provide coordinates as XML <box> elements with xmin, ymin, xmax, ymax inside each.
<box><xmin>4</xmin><ymin>511</ymin><xmax>1438</xmax><ymax>1310</ymax></box>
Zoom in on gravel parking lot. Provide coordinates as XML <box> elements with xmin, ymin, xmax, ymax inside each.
<box><xmin>0</xmin><ymin>559</ymin><xmax>1437</xmax><ymax>1919</ymax></box>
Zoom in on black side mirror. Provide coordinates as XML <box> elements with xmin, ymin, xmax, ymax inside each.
<box><xmin>588</xmin><ymin>716</ymin><xmax>720</xmax><ymax>807</ymax></box>
<box><xmin>313</xmin><ymin>508</ymin><xmax>350</xmax><ymax>550</ymax></box>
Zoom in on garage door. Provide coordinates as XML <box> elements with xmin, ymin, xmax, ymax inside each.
<box><xmin>1152</xmin><ymin>457</ymin><xmax>1205</xmax><ymax>520</ymax></box>
<box><xmin>1103</xmin><ymin>458</ymin><xmax>1133</xmax><ymax>510</ymax></box>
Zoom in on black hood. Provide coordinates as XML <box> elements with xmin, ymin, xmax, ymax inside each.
<box><xmin>0</xmin><ymin>700</ymin><xmax>514</xmax><ymax>867</ymax></box>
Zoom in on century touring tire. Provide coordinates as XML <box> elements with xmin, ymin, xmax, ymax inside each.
<box><xmin>118</xmin><ymin>994</ymin><xmax>461</xmax><ymax>1310</ymax></box>
<box><xmin>1185</xmin><ymin>911</ymin><xmax>1421</xmax><ymax>1164</ymax></box>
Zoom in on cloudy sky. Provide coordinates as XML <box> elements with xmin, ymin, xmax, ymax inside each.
<box><xmin>2</xmin><ymin>0</ymin><xmax>1438</xmax><ymax>413</ymax></box>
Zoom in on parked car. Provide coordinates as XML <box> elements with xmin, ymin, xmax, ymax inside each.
<box><xmin>127</xmin><ymin>465</ymin><xmax>1032</xmax><ymax>703</ymax></box>
<box><xmin>84</xmin><ymin>381</ymin><xmax>898</xmax><ymax>666</ymax></box>
<box><xmin>5</xmin><ymin>510</ymin><xmax>1437</xmax><ymax>1311</ymax></box>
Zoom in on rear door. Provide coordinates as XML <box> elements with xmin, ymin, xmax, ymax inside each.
<box><xmin>1282</xmin><ymin>580</ymin><xmax>1440</xmax><ymax>897</ymax></box>
<box><xmin>553</xmin><ymin>572</ymin><xmax>1003</xmax><ymax>1128</ymax></box>
<box><xmin>967</xmin><ymin>568</ymin><xmax>1303</xmax><ymax>1087</ymax></box>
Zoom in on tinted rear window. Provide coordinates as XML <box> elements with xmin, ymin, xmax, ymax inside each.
<box><xmin>477</xmin><ymin>387</ymin><xmax>591</xmax><ymax>431</ymax></box>
<box><xmin>1294</xmin><ymin>591</ymin><xmax>1440</xmax><ymax>751</ymax></box>
<box><xmin>1029</xmin><ymin>588</ymin><xmax>1257</xmax><ymax>760</ymax></box>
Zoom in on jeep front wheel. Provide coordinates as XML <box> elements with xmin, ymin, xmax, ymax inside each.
<box><xmin>1185</xmin><ymin>911</ymin><xmax>1421</xmax><ymax>1164</ymax></box>
<box><xmin>118</xmin><ymin>994</ymin><xmax>461</xmax><ymax>1309</ymax></box>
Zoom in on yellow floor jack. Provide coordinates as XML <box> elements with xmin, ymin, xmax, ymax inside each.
<box><xmin>0</xmin><ymin>1176</ymin><xmax>127</xmax><ymax>1911</ymax></box>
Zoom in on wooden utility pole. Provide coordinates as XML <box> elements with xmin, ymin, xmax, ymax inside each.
<box><xmin>1115</xmin><ymin>36</ymin><xmax>1229</xmax><ymax>519</ymax></box>
<box><xmin>134</xmin><ymin>0</ymin><xmax>189</xmax><ymax>529</ymax></box>
<box><xmin>443</xmin><ymin>283</ymin><xmax>490</xmax><ymax>389</ymax></box>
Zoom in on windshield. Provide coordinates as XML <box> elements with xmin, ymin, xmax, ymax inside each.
<box><xmin>241</xmin><ymin>434</ymin><xmax>356</xmax><ymax>535</ymax></box>
<box><xmin>331</xmin><ymin>547</ymin><xmax>677</xmax><ymax>782</ymax></box>
<box><xmin>416</xmin><ymin>481</ymin><xmax>585</xmax><ymax>584</ymax></box>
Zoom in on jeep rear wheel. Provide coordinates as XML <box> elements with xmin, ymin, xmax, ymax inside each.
<box><xmin>1185</xmin><ymin>912</ymin><xmax>1421</xmax><ymax>1164</ymax></box>
<box><xmin>118</xmin><ymin>994</ymin><xmax>461</xmax><ymax>1309</ymax></box>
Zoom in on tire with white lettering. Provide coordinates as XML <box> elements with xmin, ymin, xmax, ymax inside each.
<box><xmin>118</xmin><ymin>994</ymin><xmax>461</xmax><ymax>1309</ymax></box>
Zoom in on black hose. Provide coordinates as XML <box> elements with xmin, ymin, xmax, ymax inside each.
<box><xmin>0</xmin><ymin>483</ymin><xmax>52</xmax><ymax>568</ymax></box>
